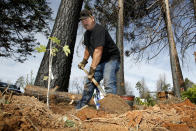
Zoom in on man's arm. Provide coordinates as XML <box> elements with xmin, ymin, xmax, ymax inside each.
<box><xmin>84</xmin><ymin>47</ymin><xmax>90</xmax><ymax>60</ymax></box>
<box><xmin>91</xmin><ymin>46</ymin><xmax>103</xmax><ymax>69</ymax></box>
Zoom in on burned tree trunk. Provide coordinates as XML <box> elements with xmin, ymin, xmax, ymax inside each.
<box><xmin>34</xmin><ymin>0</ymin><xmax>83</xmax><ymax>91</ymax></box>
<box><xmin>116</xmin><ymin>0</ymin><xmax>126</xmax><ymax>95</ymax></box>
<box><xmin>161</xmin><ymin>0</ymin><xmax>185</xmax><ymax>97</ymax></box>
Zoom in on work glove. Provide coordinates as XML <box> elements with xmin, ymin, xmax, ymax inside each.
<box><xmin>78</xmin><ymin>58</ymin><xmax>88</xmax><ymax>70</ymax></box>
<box><xmin>88</xmin><ymin>67</ymin><xmax>95</xmax><ymax>81</ymax></box>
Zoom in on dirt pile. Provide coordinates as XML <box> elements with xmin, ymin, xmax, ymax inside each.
<box><xmin>0</xmin><ymin>95</ymin><xmax>68</xmax><ymax>130</ymax></box>
<box><xmin>1</xmin><ymin>85</ymin><xmax>196</xmax><ymax>131</ymax></box>
<box><xmin>76</xmin><ymin>94</ymin><xmax>131</xmax><ymax>119</ymax></box>
<box><xmin>75</xmin><ymin>107</ymin><xmax>107</xmax><ymax>121</ymax></box>
<box><xmin>85</xmin><ymin>99</ymin><xmax>196</xmax><ymax>130</ymax></box>
<box><xmin>99</xmin><ymin>94</ymin><xmax>131</xmax><ymax>114</ymax></box>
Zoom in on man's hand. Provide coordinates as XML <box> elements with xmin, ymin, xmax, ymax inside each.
<box><xmin>78</xmin><ymin>58</ymin><xmax>88</xmax><ymax>70</ymax></box>
<box><xmin>88</xmin><ymin>67</ymin><xmax>95</xmax><ymax>81</ymax></box>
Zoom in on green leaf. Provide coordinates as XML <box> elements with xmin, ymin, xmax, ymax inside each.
<box><xmin>49</xmin><ymin>37</ymin><xmax>60</xmax><ymax>45</ymax></box>
<box><xmin>35</xmin><ymin>45</ymin><xmax>46</xmax><ymax>53</ymax></box>
<box><xmin>65</xmin><ymin>120</ymin><xmax>75</xmax><ymax>128</ymax></box>
<box><xmin>43</xmin><ymin>76</ymin><xmax>49</xmax><ymax>81</ymax></box>
<box><xmin>51</xmin><ymin>47</ymin><xmax>58</xmax><ymax>56</ymax></box>
<box><xmin>63</xmin><ymin>45</ymin><xmax>71</xmax><ymax>56</ymax></box>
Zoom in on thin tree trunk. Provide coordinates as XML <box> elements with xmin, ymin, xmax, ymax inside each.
<box><xmin>194</xmin><ymin>0</ymin><xmax>196</xmax><ymax>19</ymax></box>
<box><xmin>34</xmin><ymin>0</ymin><xmax>83</xmax><ymax>91</ymax></box>
<box><xmin>194</xmin><ymin>52</ymin><xmax>196</xmax><ymax>62</ymax></box>
<box><xmin>116</xmin><ymin>0</ymin><xmax>126</xmax><ymax>95</ymax></box>
<box><xmin>46</xmin><ymin>41</ymin><xmax>53</xmax><ymax>107</ymax></box>
<box><xmin>161</xmin><ymin>0</ymin><xmax>185</xmax><ymax>97</ymax></box>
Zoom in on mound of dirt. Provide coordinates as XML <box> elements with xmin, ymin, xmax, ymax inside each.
<box><xmin>1</xmin><ymin>86</ymin><xmax>196</xmax><ymax>131</ymax></box>
<box><xmin>86</xmin><ymin>99</ymin><xmax>196</xmax><ymax>130</ymax></box>
<box><xmin>99</xmin><ymin>94</ymin><xmax>131</xmax><ymax>114</ymax></box>
<box><xmin>75</xmin><ymin>107</ymin><xmax>107</xmax><ymax>121</ymax></box>
<box><xmin>0</xmin><ymin>95</ymin><xmax>67</xmax><ymax>130</ymax></box>
<box><xmin>75</xmin><ymin>94</ymin><xmax>131</xmax><ymax>121</ymax></box>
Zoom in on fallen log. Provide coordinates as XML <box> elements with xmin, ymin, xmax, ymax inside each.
<box><xmin>24</xmin><ymin>85</ymin><xmax>82</xmax><ymax>104</ymax></box>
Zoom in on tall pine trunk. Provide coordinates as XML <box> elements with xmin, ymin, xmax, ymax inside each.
<box><xmin>161</xmin><ymin>0</ymin><xmax>185</xmax><ymax>97</ymax></box>
<box><xmin>34</xmin><ymin>0</ymin><xmax>83</xmax><ymax>91</ymax></box>
<box><xmin>116</xmin><ymin>0</ymin><xmax>126</xmax><ymax>95</ymax></box>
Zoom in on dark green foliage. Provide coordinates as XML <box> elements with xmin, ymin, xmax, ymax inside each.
<box><xmin>146</xmin><ymin>96</ymin><xmax>156</xmax><ymax>106</ymax></box>
<box><xmin>182</xmin><ymin>85</ymin><xmax>196</xmax><ymax>104</ymax></box>
<box><xmin>135</xmin><ymin>96</ymin><xmax>156</xmax><ymax>106</ymax></box>
<box><xmin>0</xmin><ymin>0</ymin><xmax>53</xmax><ymax>62</ymax></box>
<box><xmin>84</xmin><ymin>0</ymin><xmax>149</xmax><ymax>31</ymax></box>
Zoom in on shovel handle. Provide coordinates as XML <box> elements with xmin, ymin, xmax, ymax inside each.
<box><xmin>81</xmin><ymin>67</ymin><xmax>106</xmax><ymax>96</ymax></box>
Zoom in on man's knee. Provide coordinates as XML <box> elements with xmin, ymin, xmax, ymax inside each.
<box><xmin>104</xmin><ymin>86</ymin><xmax>117</xmax><ymax>94</ymax></box>
<box><xmin>104</xmin><ymin>79</ymin><xmax>117</xmax><ymax>94</ymax></box>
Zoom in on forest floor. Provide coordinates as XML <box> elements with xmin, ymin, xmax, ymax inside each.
<box><xmin>0</xmin><ymin>86</ymin><xmax>196</xmax><ymax>131</ymax></box>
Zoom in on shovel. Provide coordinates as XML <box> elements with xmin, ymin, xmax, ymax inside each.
<box><xmin>81</xmin><ymin>67</ymin><xmax>107</xmax><ymax>97</ymax></box>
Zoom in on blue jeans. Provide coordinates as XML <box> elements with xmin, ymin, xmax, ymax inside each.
<box><xmin>79</xmin><ymin>59</ymin><xmax>120</xmax><ymax>105</ymax></box>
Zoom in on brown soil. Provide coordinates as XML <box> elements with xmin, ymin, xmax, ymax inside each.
<box><xmin>1</xmin><ymin>86</ymin><xmax>196</xmax><ymax>131</ymax></box>
<box><xmin>0</xmin><ymin>95</ymin><xmax>69</xmax><ymax>131</ymax></box>
<box><xmin>73</xmin><ymin>94</ymin><xmax>131</xmax><ymax>122</ymax></box>
<box><xmin>99</xmin><ymin>94</ymin><xmax>131</xmax><ymax>114</ymax></box>
<box><xmin>162</xmin><ymin>123</ymin><xmax>189</xmax><ymax>131</ymax></box>
<box><xmin>75</xmin><ymin>107</ymin><xmax>107</xmax><ymax>121</ymax></box>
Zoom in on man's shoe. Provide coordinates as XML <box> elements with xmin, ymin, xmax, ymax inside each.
<box><xmin>75</xmin><ymin>102</ymin><xmax>88</xmax><ymax>111</ymax></box>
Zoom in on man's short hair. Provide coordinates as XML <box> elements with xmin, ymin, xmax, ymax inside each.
<box><xmin>79</xmin><ymin>9</ymin><xmax>93</xmax><ymax>20</ymax></box>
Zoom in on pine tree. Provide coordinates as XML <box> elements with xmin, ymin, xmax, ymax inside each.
<box><xmin>0</xmin><ymin>0</ymin><xmax>52</xmax><ymax>62</ymax></box>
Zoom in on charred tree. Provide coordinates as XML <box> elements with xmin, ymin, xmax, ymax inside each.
<box><xmin>34</xmin><ymin>0</ymin><xmax>83</xmax><ymax>91</ymax></box>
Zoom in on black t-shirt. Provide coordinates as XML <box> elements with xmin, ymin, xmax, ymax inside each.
<box><xmin>84</xmin><ymin>23</ymin><xmax>120</xmax><ymax>64</ymax></box>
